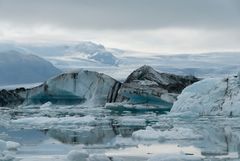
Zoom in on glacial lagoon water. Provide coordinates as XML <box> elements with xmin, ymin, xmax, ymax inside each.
<box><xmin>0</xmin><ymin>105</ymin><xmax>239</xmax><ymax>161</ymax></box>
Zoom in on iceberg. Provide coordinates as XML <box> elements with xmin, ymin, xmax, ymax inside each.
<box><xmin>0</xmin><ymin>65</ymin><xmax>198</xmax><ymax>108</ymax></box>
<box><xmin>171</xmin><ymin>74</ymin><xmax>240</xmax><ymax>116</ymax></box>
<box><xmin>23</xmin><ymin>70</ymin><xmax>121</xmax><ymax>106</ymax></box>
<box><xmin>115</xmin><ymin>65</ymin><xmax>199</xmax><ymax>109</ymax></box>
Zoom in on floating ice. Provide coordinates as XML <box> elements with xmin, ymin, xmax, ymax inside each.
<box><xmin>171</xmin><ymin>75</ymin><xmax>240</xmax><ymax>116</ymax></box>
<box><xmin>11</xmin><ymin>115</ymin><xmax>97</xmax><ymax>129</ymax></box>
<box><xmin>40</xmin><ymin>101</ymin><xmax>52</xmax><ymax>108</ymax></box>
<box><xmin>24</xmin><ymin>70</ymin><xmax>121</xmax><ymax>106</ymax></box>
<box><xmin>67</xmin><ymin>150</ymin><xmax>89</xmax><ymax>161</ymax></box>
<box><xmin>132</xmin><ymin>126</ymin><xmax>202</xmax><ymax>141</ymax></box>
<box><xmin>147</xmin><ymin>153</ymin><xmax>202</xmax><ymax>161</ymax></box>
<box><xmin>88</xmin><ymin>154</ymin><xmax>111</xmax><ymax>161</ymax></box>
<box><xmin>0</xmin><ymin>139</ymin><xmax>18</xmax><ymax>161</ymax></box>
<box><xmin>115</xmin><ymin>65</ymin><xmax>198</xmax><ymax>110</ymax></box>
<box><xmin>117</xmin><ymin>117</ymin><xmax>146</xmax><ymax>127</ymax></box>
<box><xmin>6</xmin><ymin>141</ymin><xmax>20</xmax><ymax>151</ymax></box>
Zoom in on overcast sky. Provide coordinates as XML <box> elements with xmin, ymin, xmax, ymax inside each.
<box><xmin>0</xmin><ymin>0</ymin><xmax>239</xmax><ymax>54</ymax></box>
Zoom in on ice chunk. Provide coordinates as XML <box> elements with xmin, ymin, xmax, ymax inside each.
<box><xmin>40</xmin><ymin>101</ymin><xmax>52</xmax><ymax>108</ymax></box>
<box><xmin>0</xmin><ymin>154</ymin><xmax>16</xmax><ymax>161</ymax></box>
<box><xmin>132</xmin><ymin>126</ymin><xmax>202</xmax><ymax>141</ymax></box>
<box><xmin>132</xmin><ymin>126</ymin><xmax>164</xmax><ymax>141</ymax></box>
<box><xmin>67</xmin><ymin>150</ymin><xmax>89</xmax><ymax>161</ymax></box>
<box><xmin>148</xmin><ymin>153</ymin><xmax>202</xmax><ymax>161</ymax></box>
<box><xmin>117</xmin><ymin>117</ymin><xmax>146</xmax><ymax>127</ymax></box>
<box><xmin>6</xmin><ymin>141</ymin><xmax>20</xmax><ymax>151</ymax></box>
<box><xmin>11</xmin><ymin>115</ymin><xmax>97</xmax><ymax>128</ymax></box>
<box><xmin>89</xmin><ymin>154</ymin><xmax>110</xmax><ymax>161</ymax></box>
<box><xmin>171</xmin><ymin>75</ymin><xmax>240</xmax><ymax>116</ymax></box>
<box><xmin>0</xmin><ymin>140</ymin><xmax>17</xmax><ymax>161</ymax></box>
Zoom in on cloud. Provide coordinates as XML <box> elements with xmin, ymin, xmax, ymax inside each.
<box><xmin>0</xmin><ymin>24</ymin><xmax>239</xmax><ymax>53</ymax></box>
<box><xmin>0</xmin><ymin>0</ymin><xmax>239</xmax><ymax>53</ymax></box>
<box><xmin>0</xmin><ymin>0</ymin><xmax>239</xmax><ymax>30</ymax></box>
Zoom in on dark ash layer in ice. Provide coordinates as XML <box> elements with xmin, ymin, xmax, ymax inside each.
<box><xmin>110</xmin><ymin>65</ymin><xmax>199</xmax><ymax>110</ymax></box>
<box><xmin>0</xmin><ymin>89</ymin><xmax>25</xmax><ymax>107</ymax></box>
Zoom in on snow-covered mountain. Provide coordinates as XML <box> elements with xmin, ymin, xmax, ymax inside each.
<box><xmin>0</xmin><ymin>50</ymin><xmax>61</xmax><ymax>85</ymax></box>
<box><xmin>46</xmin><ymin>50</ymin><xmax>240</xmax><ymax>80</ymax></box>
<box><xmin>0</xmin><ymin>42</ymin><xmax>119</xmax><ymax>67</ymax></box>
<box><xmin>1</xmin><ymin>42</ymin><xmax>240</xmax><ymax>81</ymax></box>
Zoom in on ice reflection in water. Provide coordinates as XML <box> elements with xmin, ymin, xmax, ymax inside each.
<box><xmin>0</xmin><ymin>106</ymin><xmax>239</xmax><ymax>160</ymax></box>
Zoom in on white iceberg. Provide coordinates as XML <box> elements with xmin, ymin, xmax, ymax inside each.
<box><xmin>171</xmin><ymin>74</ymin><xmax>240</xmax><ymax>116</ymax></box>
<box><xmin>24</xmin><ymin>70</ymin><xmax>121</xmax><ymax>106</ymax></box>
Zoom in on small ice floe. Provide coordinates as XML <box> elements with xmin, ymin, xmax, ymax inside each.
<box><xmin>0</xmin><ymin>139</ymin><xmax>18</xmax><ymax>161</ymax></box>
<box><xmin>40</xmin><ymin>101</ymin><xmax>52</xmax><ymax>108</ymax></box>
<box><xmin>11</xmin><ymin>115</ymin><xmax>97</xmax><ymax>128</ymax></box>
<box><xmin>67</xmin><ymin>150</ymin><xmax>111</xmax><ymax>161</ymax></box>
<box><xmin>147</xmin><ymin>153</ymin><xmax>202</xmax><ymax>161</ymax></box>
<box><xmin>0</xmin><ymin>140</ymin><xmax>21</xmax><ymax>152</ymax></box>
<box><xmin>6</xmin><ymin>141</ymin><xmax>20</xmax><ymax>151</ymax></box>
<box><xmin>132</xmin><ymin>126</ymin><xmax>165</xmax><ymax>141</ymax></box>
<box><xmin>132</xmin><ymin>126</ymin><xmax>202</xmax><ymax>141</ymax></box>
<box><xmin>6</xmin><ymin>141</ymin><xmax>21</xmax><ymax>151</ymax></box>
<box><xmin>88</xmin><ymin>154</ymin><xmax>111</xmax><ymax>161</ymax></box>
<box><xmin>117</xmin><ymin>117</ymin><xmax>146</xmax><ymax>127</ymax></box>
<box><xmin>67</xmin><ymin>150</ymin><xmax>89</xmax><ymax>161</ymax></box>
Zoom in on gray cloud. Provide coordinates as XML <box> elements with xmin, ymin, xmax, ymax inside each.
<box><xmin>0</xmin><ymin>0</ymin><xmax>239</xmax><ymax>53</ymax></box>
<box><xmin>0</xmin><ymin>0</ymin><xmax>239</xmax><ymax>30</ymax></box>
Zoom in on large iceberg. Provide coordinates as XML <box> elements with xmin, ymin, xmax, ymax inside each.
<box><xmin>113</xmin><ymin>65</ymin><xmax>199</xmax><ymax>109</ymax></box>
<box><xmin>171</xmin><ymin>73</ymin><xmax>240</xmax><ymax>116</ymax></box>
<box><xmin>23</xmin><ymin>70</ymin><xmax>121</xmax><ymax>106</ymax></box>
